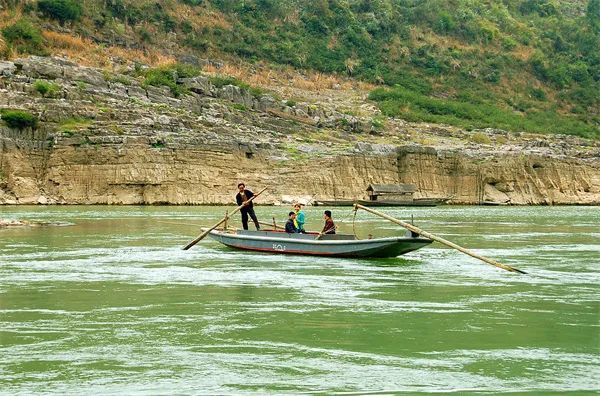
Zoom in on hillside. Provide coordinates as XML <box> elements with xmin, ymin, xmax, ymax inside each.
<box><xmin>0</xmin><ymin>0</ymin><xmax>598</xmax><ymax>138</ymax></box>
<box><xmin>0</xmin><ymin>0</ymin><xmax>599</xmax><ymax>205</ymax></box>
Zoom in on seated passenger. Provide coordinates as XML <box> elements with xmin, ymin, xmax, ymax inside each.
<box><xmin>322</xmin><ymin>210</ymin><xmax>336</xmax><ymax>234</ymax></box>
<box><xmin>285</xmin><ymin>211</ymin><xmax>299</xmax><ymax>234</ymax></box>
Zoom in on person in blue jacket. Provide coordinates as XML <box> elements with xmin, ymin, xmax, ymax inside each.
<box><xmin>293</xmin><ymin>203</ymin><xmax>306</xmax><ymax>233</ymax></box>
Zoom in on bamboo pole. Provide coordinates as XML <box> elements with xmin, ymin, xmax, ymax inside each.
<box><xmin>354</xmin><ymin>204</ymin><xmax>526</xmax><ymax>274</ymax></box>
<box><xmin>259</xmin><ymin>220</ymin><xmax>285</xmax><ymax>230</ymax></box>
<box><xmin>182</xmin><ymin>187</ymin><xmax>268</xmax><ymax>250</ymax></box>
<box><xmin>156</xmin><ymin>220</ymin><xmax>203</xmax><ymax>227</ymax></box>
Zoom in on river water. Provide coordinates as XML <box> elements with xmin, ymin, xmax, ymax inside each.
<box><xmin>1</xmin><ymin>205</ymin><xmax>598</xmax><ymax>394</ymax></box>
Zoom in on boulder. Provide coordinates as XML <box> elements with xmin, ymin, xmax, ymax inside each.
<box><xmin>63</xmin><ymin>66</ymin><xmax>106</xmax><ymax>87</ymax></box>
<box><xmin>0</xmin><ymin>61</ymin><xmax>16</xmax><ymax>77</ymax></box>
<box><xmin>16</xmin><ymin>56</ymin><xmax>64</xmax><ymax>79</ymax></box>
<box><xmin>180</xmin><ymin>76</ymin><xmax>213</xmax><ymax>96</ymax></box>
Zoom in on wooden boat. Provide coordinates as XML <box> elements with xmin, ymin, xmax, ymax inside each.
<box><xmin>357</xmin><ymin>198</ymin><xmax>448</xmax><ymax>207</ymax></box>
<box><xmin>207</xmin><ymin>229</ymin><xmax>432</xmax><ymax>258</ymax></box>
<box><xmin>312</xmin><ymin>199</ymin><xmax>355</xmax><ymax>206</ymax></box>
<box><xmin>313</xmin><ymin>198</ymin><xmax>449</xmax><ymax>207</ymax></box>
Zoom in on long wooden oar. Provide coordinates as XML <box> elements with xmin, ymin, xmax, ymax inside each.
<box><xmin>315</xmin><ymin>225</ymin><xmax>337</xmax><ymax>240</ymax></box>
<box><xmin>183</xmin><ymin>187</ymin><xmax>268</xmax><ymax>250</ymax></box>
<box><xmin>258</xmin><ymin>221</ymin><xmax>285</xmax><ymax>230</ymax></box>
<box><xmin>354</xmin><ymin>204</ymin><xmax>526</xmax><ymax>274</ymax></box>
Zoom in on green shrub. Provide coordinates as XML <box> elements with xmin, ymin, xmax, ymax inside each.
<box><xmin>371</xmin><ymin>116</ymin><xmax>386</xmax><ymax>130</ymax></box>
<box><xmin>471</xmin><ymin>132</ymin><xmax>491</xmax><ymax>144</ymax></box>
<box><xmin>568</xmin><ymin>61</ymin><xmax>591</xmax><ymax>83</ymax></box>
<box><xmin>102</xmin><ymin>71</ymin><xmax>131</xmax><ymax>85</ymax></box>
<box><xmin>433</xmin><ymin>12</ymin><xmax>457</xmax><ymax>34</ymax></box>
<box><xmin>0</xmin><ymin>109</ymin><xmax>38</xmax><ymax>129</ymax></box>
<box><xmin>162</xmin><ymin>15</ymin><xmax>177</xmax><ymax>32</ymax></box>
<box><xmin>183</xmin><ymin>34</ymin><xmax>208</xmax><ymax>51</ymax></box>
<box><xmin>519</xmin><ymin>0</ymin><xmax>558</xmax><ymax>17</ymax></box>
<box><xmin>33</xmin><ymin>80</ymin><xmax>60</xmax><ymax>97</ymax></box>
<box><xmin>139</xmin><ymin>28</ymin><xmax>152</xmax><ymax>44</ymax></box>
<box><xmin>528</xmin><ymin>87</ymin><xmax>546</xmax><ymax>101</ymax></box>
<box><xmin>38</xmin><ymin>0</ymin><xmax>83</xmax><ymax>24</ymax></box>
<box><xmin>209</xmin><ymin>75</ymin><xmax>266</xmax><ymax>98</ymax></box>
<box><xmin>142</xmin><ymin>64</ymin><xmax>202</xmax><ymax>97</ymax></box>
<box><xmin>529</xmin><ymin>51</ymin><xmax>548</xmax><ymax>81</ymax></box>
<box><xmin>501</xmin><ymin>36</ymin><xmax>518</xmax><ymax>50</ymax></box>
<box><xmin>231</xmin><ymin>103</ymin><xmax>248</xmax><ymax>111</ymax></box>
<box><xmin>285</xmin><ymin>100</ymin><xmax>297</xmax><ymax>107</ymax></box>
<box><xmin>1</xmin><ymin>19</ymin><xmax>47</xmax><ymax>56</ymax></box>
<box><xmin>589</xmin><ymin>0</ymin><xmax>600</xmax><ymax>30</ymax></box>
<box><xmin>59</xmin><ymin>117</ymin><xmax>92</xmax><ymax>133</ymax></box>
<box><xmin>209</xmin><ymin>75</ymin><xmax>244</xmax><ymax>89</ymax></box>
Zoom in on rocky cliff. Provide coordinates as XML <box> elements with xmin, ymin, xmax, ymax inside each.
<box><xmin>1</xmin><ymin>57</ymin><xmax>598</xmax><ymax>205</ymax></box>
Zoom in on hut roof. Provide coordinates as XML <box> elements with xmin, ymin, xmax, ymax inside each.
<box><xmin>366</xmin><ymin>184</ymin><xmax>417</xmax><ymax>194</ymax></box>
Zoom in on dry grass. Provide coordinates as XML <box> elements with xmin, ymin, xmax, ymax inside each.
<box><xmin>283</xmin><ymin>9</ymin><xmax>301</xmax><ymax>25</ymax></box>
<box><xmin>512</xmin><ymin>45</ymin><xmax>535</xmax><ymax>61</ymax></box>
<box><xmin>107</xmin><ymin>46</ymin><xmax>174</xmax><ymax>67</ymax></box>
<box><xmin>0</xmin><ymin>8</ymin><xmax>23</xmax><ymax>58</ymax></box>
<box><xmin>41</xmin><ymin>30</ymin><xmax>175</xmax><ymax>68</ymax></box>
<box><xmin>169</xmin><ymin>4</ymin><xmax>231</xmax><ymax>30</ymax></box>
<box><xmin>203</xmin><ymin>61</ymin><xmax>374</xmax><ymax>93</ymax></box>
<box><xmin>423</xmin><ymin>31</ymin><xmax>478</xmax><ymax>51</ymax></box>
<box><xmin>0</xmin><ymin>8</ymin><xmax>22</xmax><ymax>29</ymax></box>
<box><xmin>43</xmin><ymin>31</ymin><xmax>87</xmax><ymax>50</ymax></box>
<box><xmin>0</xmin><ymin>36</ymin><xmax>7</xmax><ymax>57</ymax></box>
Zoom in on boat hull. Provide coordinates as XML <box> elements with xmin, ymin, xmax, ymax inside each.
<box><xmin>314</xmin><ymin>199</ymin><xmax>448</xmax><ymax>207</ymax></box>
<box><xmin>208</xmin><ymin>230</ymin><xmax>432</xmax><ymax>258</ymax></box>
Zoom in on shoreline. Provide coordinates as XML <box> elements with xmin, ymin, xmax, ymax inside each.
<box><xmin>1</xmin><ymin>202</ymin><xmax>599</xmax><ymax>207</ymax></box>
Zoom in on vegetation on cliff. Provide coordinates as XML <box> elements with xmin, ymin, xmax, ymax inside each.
<box><xmin>0</xmin><ymin>109</ymin><xmax>38</xmax><ymax>129</ymax></box>
<box><xmin>0</xmin><ymin>0</ymin><xmax>598</xmax><ymax>138</ymax></box>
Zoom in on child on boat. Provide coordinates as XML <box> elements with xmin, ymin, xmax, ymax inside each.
<box><xmin>293</xmin><ymin>203</ymin><xmax>306</xmax><ymax>233</ymax></box>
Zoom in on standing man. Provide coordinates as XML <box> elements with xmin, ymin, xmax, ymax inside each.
<box><xmin>235</xmin><ymin>183</ymin><xmax>260</xmax><ymax>231</ymax></box>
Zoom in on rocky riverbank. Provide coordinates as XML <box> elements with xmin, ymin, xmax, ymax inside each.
<box><xmin>0</xmin><ymin>57</ymin><xmax>598</xmax><ymax>205</ymax></box>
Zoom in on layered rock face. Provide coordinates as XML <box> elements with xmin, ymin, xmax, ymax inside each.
<box><xmin>1</xmin><ymin>57</ymin><xmax>598</xmax><ymax>205</ymax></box>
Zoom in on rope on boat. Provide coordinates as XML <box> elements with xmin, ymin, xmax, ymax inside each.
<box><xmin>352</xmin><ymin>205</ymin><xmax>359</xmax><ymax>240</ymax></box>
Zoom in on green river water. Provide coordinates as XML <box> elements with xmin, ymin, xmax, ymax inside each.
<box><xmin>0</xmin><ymin>205</ymin><xmax>598</xmax><ymax>394</ymax></box>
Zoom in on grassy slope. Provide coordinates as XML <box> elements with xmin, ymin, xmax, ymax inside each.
<box><xmin>1</xmin><ymin>0</ymin><xmax>599</xmax><ymax>138</ymax></box>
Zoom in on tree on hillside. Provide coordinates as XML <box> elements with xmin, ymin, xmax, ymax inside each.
<box><xmin>38</xmin><ymin>0</ymin><xmax>82</xmax><ymax>25</ymax></box>
<box><xmin>588</xmin><ymin>0</ymin><xmax>600</xmax><ymax>30</ymax></box>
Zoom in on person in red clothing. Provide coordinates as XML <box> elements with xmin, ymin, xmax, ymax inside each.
<box><xmin>235</xmin><ymin>183</ymin><xmax>260</xmax><ymax>230</ymax></box>
<box><xmin>322</xmin><ymin>210</ymin><xmax>336</xmax><ymax>234</ymax></box>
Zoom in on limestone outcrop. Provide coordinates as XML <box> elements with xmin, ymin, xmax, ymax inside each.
<box><xmin>0</xmin><ymin>57</ymin><xmax>598</xmax><ymax>205</ymax></box>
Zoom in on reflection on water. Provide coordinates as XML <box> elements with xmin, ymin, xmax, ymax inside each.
<box><xmin>0</xmin><ymin>205</ymin><xmax>599</xmax><ymax>393</ymax></box>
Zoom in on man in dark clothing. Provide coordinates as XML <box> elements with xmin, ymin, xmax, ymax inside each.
<box><xmin>322</xmin><ymin>210</ymin><xmax>336</xmax><ymax>234</ymax></box>
<box><xmin>235</xmin><ymin>183</ymin><xmax>260</xmax><ymax>230</ymax></box>
<box><xmin>285</xmin><ymin>211</ymin><xmax>299</xmax><ymax>234</ymax></box>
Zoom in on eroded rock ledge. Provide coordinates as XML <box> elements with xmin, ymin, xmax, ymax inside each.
<box><xmin>0</xmin><ymin>57</ymin><xmax>598</xmax><ymax>205</ymax></box>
